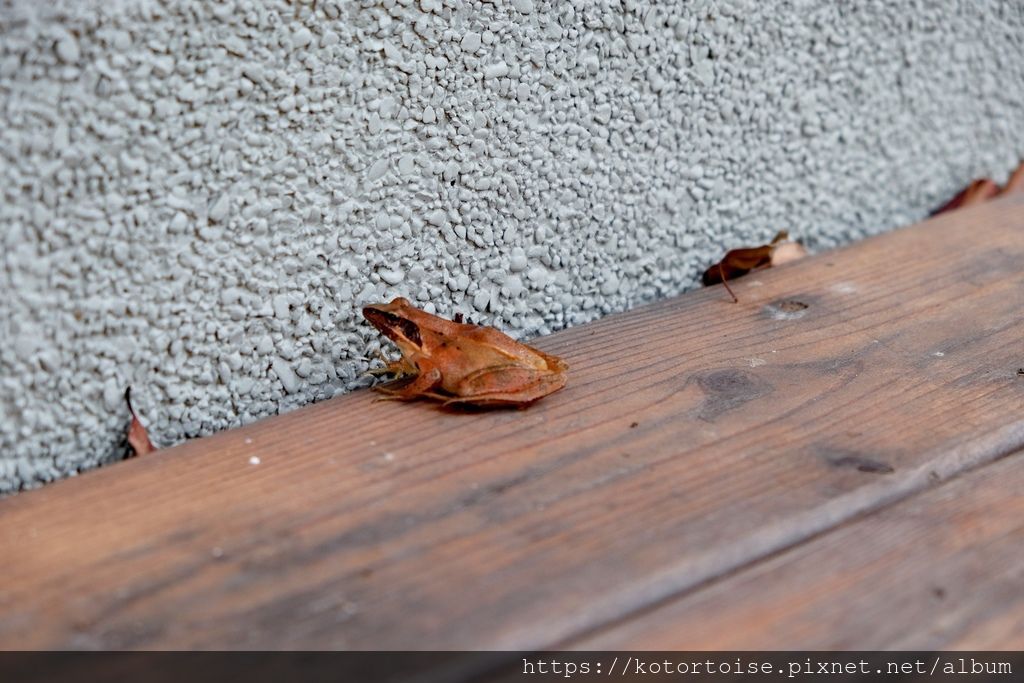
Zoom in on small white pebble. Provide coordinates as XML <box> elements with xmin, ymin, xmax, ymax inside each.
<box><xmin>102</xmin><ymin>381</ymin><xmax>123</xmax><ymax>412</ymax></box>
<box><xmin>379</xmin><ymin>269</ymin><xmax>405</xmax><ymax>285</ymax></box>
<box><xmin>169</xmin><ymin>212</ymin><xmax>189</xmax><ymax>233</ymax></box>
<box><xmin>272</xmin><ymin>357</ymin><xmax>300</xmax><ymax>393</ymax></box>
<box><xmin>272</xmin><ymin>294</ymin><xmax>290</xmax><ymax>320</ymax></box>
<box><xmin>249</xmin><ymin>456</ymin><xmax>261</xmax><ymax>466</ymax></box>
<box><xmin>398</xmin><ymin>155</ymin><xmax>415</xmax><ymax>174</ymax></box>
<box><xmin>208</xmin><ymin>195</ymin><xmax>230</xmax><ymax>223</ymax></box>
<box><xmin>600</xmin><ymin>275</ymin><xmax>620</xmax><ymax>296</ymax></box>
<box><xmin>256</xmin><ymin>336</ymin><xmax>274</xmax><ymax>354</ymax></box>
<box><xmin>367</xmin><ymin>158</ymin><xmax>389</xmax><ymax>182</ymax></box>
<box><xmin>291</xmin><ymin>27</ymin><xmax>313</xmax><ymax>49</ymax></box>
<box><xmin>483</xmin><ymin>62</ymin><xmax>509</xmax><ymax>79</ymax></box>
<box><xmin>509</xmin><ymin>248</ymin><xmax>528</xmax><ymax>272</ymax></box>
<box><xmin>55</xmin><ymin>35</ymin><xmax>80</xmax><ymax>63</ymax></box>
<box><xmin>461</xmin><ymin>32</ymin><xmax>481</xmax><ymax>53</ymax></box>
<box><xmin>425</xmin><ymin>209</ymin><xmax>448</xmax><ymax>227</ymax></box>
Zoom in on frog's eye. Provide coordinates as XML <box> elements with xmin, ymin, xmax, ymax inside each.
<box><xmin>391</xmin><ymin>296</ymin><xmax>412</xmax><ymax>306</ymax></box>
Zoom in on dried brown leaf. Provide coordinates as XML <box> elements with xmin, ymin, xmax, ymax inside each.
<box><xmin>932</xmin><ymin>179</ymin><xmax>996</xmax><ymax>215</ymax></box>
<box><xmin>930</xmin><ymin>163</ymin><xmax>1024</xmax><ymax>215</ymax></box>
<box><xmin>960</xmin><ymin>178</ymin><xmax>1001</xmax><ymax>207</ymax></box>
<box><xmin>999</xmin><ymin>161</ymin><xmax>1024</xmax><ymax>196</ymax></box>
<box><xmin>702</xmin><ymin>231</ymin><xmax>807</xmax><ymax>303</ymax></box>
<box><xmin>125</xmin><ymin>387</ymin><xmax>155</xmax><ymax>458</ymax></box>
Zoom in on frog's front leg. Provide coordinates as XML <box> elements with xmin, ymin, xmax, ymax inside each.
<box><xmin>373</xmin><ymin>364</ymin><xmax>443</xmax><ymax>402</ymax></box>
<box><xmin>364</xmin><ymin>352</ymin><xmax>416</xmax><ymax>379</ymax></box>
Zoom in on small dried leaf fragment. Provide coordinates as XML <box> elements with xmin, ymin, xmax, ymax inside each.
<box><xmin>1000</xmin><ymin>161</ymin><xmax>1024</xmax><ymax>196</ymax></box>
<box><xmin>933</xmin><ymin>160</ymin><xmax>1024</xmax><ymax>214</ymax></box>
<box><xmin>702</xmin><ymin>231</ymin><xmax>808</xmax><ymax>303</ymax></box>
<box><xmin>125</xmin><ymin>387</ymin><xmax>155</xmax><ymax>458</ymax></box>
<box><xmin>770</xmin><ymin>240</ymin><xmax>809</xmax><ymax>267</ymax></box>
<box><xmin>933</xmin><ymin>178</ymin><xmax>999</xmax><ymax>215</ymax></box>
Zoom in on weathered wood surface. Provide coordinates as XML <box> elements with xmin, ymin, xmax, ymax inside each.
<box><xmin>572</xmin><ymin>448</ymin><xmax>1024</xmax><ymax>650</ymax></box>
<box><xmin>0</xmin><ymin>197</ymin><xmax>1022</xmax><ymax>651</ymax></box>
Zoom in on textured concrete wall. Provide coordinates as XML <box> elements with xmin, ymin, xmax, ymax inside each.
<box><xmin>1</xmin><ymin>0</ymin><xmax>1022</xmax><ymax>492</ymax></box>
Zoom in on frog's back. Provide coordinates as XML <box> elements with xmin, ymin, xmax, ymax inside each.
<box><xmin>460</xmin><ymin>326</ymin><xmax>553</xmax><ymax>369</ymax></box>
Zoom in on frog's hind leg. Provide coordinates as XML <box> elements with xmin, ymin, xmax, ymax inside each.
<box><xmin>442</xmin><ymin>366</ymin><xmax>567</xmax><ymax>408</ymax></box>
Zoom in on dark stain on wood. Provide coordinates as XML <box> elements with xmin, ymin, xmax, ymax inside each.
<box><xmin>763</xmin><ymin>297</ymin><xmax>812</xmax><ymax>321</ymax></box>
<box><xmin>825</xmin><ymin>452</ymin><xmax>895</xmax><ymax>474</ymax></box>
<box><xmin>692</xmin><ymin>368</ymin><xmax>774</xmax><ymax>422</ymax></box>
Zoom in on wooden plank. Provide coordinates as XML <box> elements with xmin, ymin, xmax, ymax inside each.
<box><xmin>0</xmin><ymin>197</ymin><xmax>1022</xmax><ymax>650</ymax></box>
<box><xmin>572</xmin><ymin>448</ymin><xmax>1024</xmax><ymax>650</ymax></box>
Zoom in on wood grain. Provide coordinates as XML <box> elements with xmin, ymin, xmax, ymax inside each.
<box><xmin>0</xmin><ymin>197</ymin><xmax>1022</xmax><ymax>650</ymax></box>
<box><xmin>572</xmin><ymin>447</ymin><xmax>1024</xmax><ymax>650</ymax></box>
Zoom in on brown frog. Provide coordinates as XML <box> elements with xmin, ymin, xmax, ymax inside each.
<box><xmin>362</xmin><ymin>297</ymin><xmax>568</xmax><ymax>408</ymax></box>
